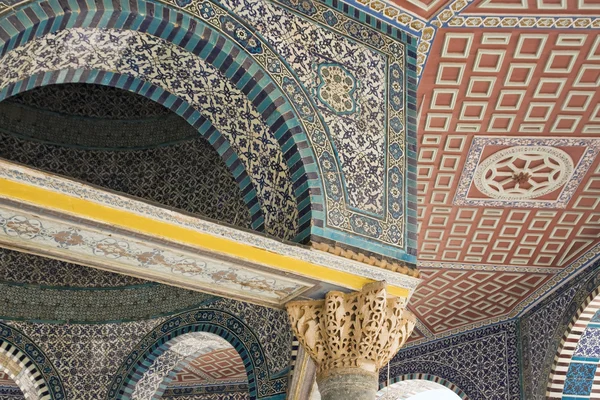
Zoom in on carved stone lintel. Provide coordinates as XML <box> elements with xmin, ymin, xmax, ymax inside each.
<box><xmin>286</xmin><ymin>281</ymin><xmax>415</xmax><ymax>378</ymax></box>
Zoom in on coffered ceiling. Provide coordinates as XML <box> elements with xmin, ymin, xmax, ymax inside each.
<box><xmin>342</xmin><ymin>0</ymin><xmax>600</xmax><ymax>341</ymax></box>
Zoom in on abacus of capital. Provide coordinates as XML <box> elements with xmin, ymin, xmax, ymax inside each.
<box><xmin>286</xmin><ymin>281</ymin><xmax>416</xmax><ymax>400</ymax></box>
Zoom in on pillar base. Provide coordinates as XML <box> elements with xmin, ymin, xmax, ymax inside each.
<box><xmin>317</xmin><ymin>369</ymin><xmax>378</xmax><ymax>400</ymax></box>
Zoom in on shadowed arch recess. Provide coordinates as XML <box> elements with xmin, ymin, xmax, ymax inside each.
<box><xmin>0</xmin><ymin>0</ymin><xmax>324</xmax><ymax>242</ymax></box>
<box><xmin>0</xmin><ymin>84</ymin><xmax>255</xmax><ymax>231</ymax></box>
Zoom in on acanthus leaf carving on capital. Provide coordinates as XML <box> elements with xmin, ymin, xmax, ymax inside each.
<box><xmin>286</xmin><ymin>281</ymin><xmax>415</xmax><ymax>376</ymax></box>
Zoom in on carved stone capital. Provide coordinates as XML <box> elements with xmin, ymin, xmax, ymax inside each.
<box><xmin>286</xmin><ymin>281</ymin><xmax>415</xmax><ymax>377</ymax></box>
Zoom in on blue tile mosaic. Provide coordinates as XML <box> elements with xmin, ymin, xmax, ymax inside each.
<box><xmin>0</xmin><ymin>0</ymin><xmax>418</xmax><ymax>262</ymax></box>
<box><xmin>563</xmin><ymin>363</ymin><xmax>597</xmax><ymax>396</ymax></box>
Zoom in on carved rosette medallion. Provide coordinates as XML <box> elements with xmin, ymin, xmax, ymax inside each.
<box><xmin>286</xmin><ymin>282</ymin><xmax>415</xmax><ymax>377</ymax></box>
<box><xmin>474</xmin><ymin>146</ymin><xmax>574</xmax><ymax>200</ymax></box>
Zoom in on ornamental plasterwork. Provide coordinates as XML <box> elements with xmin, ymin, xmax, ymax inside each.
<box><xmin>454</xmin><ymin>137</ymin><xmax>600</xmax><ymax>208</ymax></box>
<box><xmin>474</xmin><ymin>146</ymin><xmax>574</xmax><ymax>201</ymax></box>
<box><xmin>287</xmin><ymin>282</ymin><xmax>415</xmax><ymax>376</ymax></box>
<box><xmin>0</xmin><ymin>159</ymin><xmax>422</xmax><ymax>292</ymax></box>
<box><xmin>0</xmin><ymin>206</ymin><xmax>308</xmax><ymax>305</ymax></box>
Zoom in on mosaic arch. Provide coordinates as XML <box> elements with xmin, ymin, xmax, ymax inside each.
<box><xmin>378</xmin><ymin>374</ymin><xmax>469</xmax><ymax>400</ymax></box>
<box><xmin>129</xmin><ymin>332</ymin><xmax>242</xmax><ymax>399</ymax></box>
<box><xmin>0</xmin><ymin>322</ymin><xmax>65</xmax><ymax>400</ymax></box>
<box><xmin>0</xmin><ymin>1</ymin><xmax>318</xmax><ymax>242</ymax></box>
<box><xmin>0</xmin><ymin>356</ymin><xmax>33</xmax><ymax>400</ymax></box>
<box><xmin>108</xmin><ymin>308</ymin><xmax>287</xmax><ymax>400</ymax></box>
<box><xmin>547</xmin><ymin>284</ymin><xmax>600</xmax><ymax>399</ymax></box>
<box><xmin>0</xmin><ymin>0</ymin><xmax>417</xmax><ymax>262</ymax></box>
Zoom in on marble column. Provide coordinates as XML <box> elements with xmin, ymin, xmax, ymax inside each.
<box><xmin>286</xmin><ymin>281</ymin><xmax>415</xmax><ymax>400</ymax></box>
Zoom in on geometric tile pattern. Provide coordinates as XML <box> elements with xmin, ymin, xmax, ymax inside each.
<box><xmin>0</xmin><ymin>0</ymin><xmax>419</xmax><ymax>261</ymax></box>
<box><xmin>0</xmin><ymin>28</ymin><xmax>297</xmax><ymax>240</ymax></box>
<box><xmin>385</xmin><ymin>0</ymin><xmax>455</xmax><ymax>19</ymax></box>
<box><xmin>420</xmin><ymin>30</ymin><xmax>600</xmax><ymax>137</ymax></box>
<box><xmin>0</xmin><ymin>295</ymin><xmax>293</xmax><ymax>400</ymax></box>
<box><xmin>563</xmin><ymin>363</ymin><xmax>597</xmax><ymax>397</ymax></box>
<box><xmin>6</xmin><ymin>318</ymin><xmax>164</xmax><ymax>400</ymax></box>
<box><xmin>0</xmin><ymin>321</ymin><xmax>65</xmax><ymax>400</ymax></box>
<box><xmin>0</xmin><ymin>95</ymin><xmax>195</xmax><ymax>151</ymax></box>
<box><xmin>130</xmin><ymin>333</ymin><xmax>235</xmax><ymax>400</ymax></box>
<box><xmin>466</xmin><ymin>0</ymin><xmax>600</xmax><ymax>15</ymax></box>
<box><xmin>409</xmin><ymin>269</ymin><xmax>552</xmax><ymax>333</ymax></box>
<box><xmin>110</xmin><ymin>309</ymin><xmax>287</xmax><ymax>399</ymax></box>
<box><xmin>6</xmin><ymin>83</ymin><xmax>172</xmax><ymax>119</ymax></box>
<box><xmin>520</xmin><ymin>257</ymin><xmax>600</xmax><ymax>400</ymax></box>
<box><xmin>211</xmin><ymin>0</ymin><xmax>418</xmax><ymax>260</ymax></box>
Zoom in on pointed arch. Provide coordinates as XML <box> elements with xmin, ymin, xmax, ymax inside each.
<box><xmin>547</xmin><ymin>285</ymin><xmax>600</xmax><ymax>399</ymax></box>
<box><xmin>0</xmin><ymin>0</ymin><xmax>324</xmax><ymax>241</ymax></box>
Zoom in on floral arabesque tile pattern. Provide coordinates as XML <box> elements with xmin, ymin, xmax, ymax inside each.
<box><xmin>574</xmin><ymin>327</ymin><xmax>600</xmax><ymax>359</ymax></box>
<box><xmin>0</xmin><ymin>321</ymin><xmax>66</xmax><ymax>400</ymax></box>
<box><xmin>131</xmin><ymin>334</ymin><xmax>234</xmax><ymax>400</ymax></box>
<box><xmin>520</xmin><ymin>257</ymin><xmax>600</xmax><ymax>399</ymax></box>
<box><xmin>0</xmin><ymin>0</ymin><xmax>418</xmax><ymax>260</ymax></box>
<box><xmin>208</xmin><ymin>0</ymin><xmax>416</xmax><ymax>255</ymax></box>
<box><xmin>0</xmin><ymin>27</ymin><xmax>298</xmax><ymax>241</ymax></box>
<box><xmin>5</xmin><ymin>318</ymin><xmax>165</xmax><ymax>400</ymax></box>
<box><xmin>563</xmin><ymin>363</ymin><xmax>597</xmax><ymax>395</ymax></box>
<box><xmin>109</xmin><ymin>308</ymin><xmax>288</xmax><ymax>399</ymax></box>
<box><xmin>2</xmin><ymin>297</ymin><xmax>291</xmax><ymax>400</ymax></box>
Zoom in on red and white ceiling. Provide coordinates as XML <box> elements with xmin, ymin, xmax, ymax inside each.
<box><xmin>391</xmin><ymin>0</ymin><xmax>600</xmax><ymax>341</ymax></box>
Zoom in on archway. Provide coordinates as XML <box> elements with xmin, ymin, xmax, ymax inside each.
<box><xmin>109</xmin><ymin>309</ymin><xmax>287</xmax><ymax>399</ymax></box>
<box><xmin>0</xmin><ymin>370</ymin><xmax>27</xmax><ymax>398</ymax></box>
<box><xmin>0</xmin><ymin>322</ymin><xmax>65</xmax><ymax>399</ymax></box>
<box><xmin>129</xmin><ymin>331</ymin><xmax>249</xmax><ymax>399</ymax></box>
<box><xmin>547</xmin><ymin>286</ymin><xmax>600</xmax><ymax>399</ymax></box>
<box><xmin>0</xmin><ymin>0</ymin><xmax>325</xmax><ymax>242</ymax></box>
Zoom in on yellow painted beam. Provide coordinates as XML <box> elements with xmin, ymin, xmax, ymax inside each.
<box><xmin>0</xmin><ymin>177</ymin><xmax>411</xmax><ymax>298</ymax></box>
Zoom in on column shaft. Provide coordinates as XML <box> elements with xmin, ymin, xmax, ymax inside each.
<box><xmin>317</xmin><ymin>370</ymin><xmax>378</xmax><ymax>400</ymax></box>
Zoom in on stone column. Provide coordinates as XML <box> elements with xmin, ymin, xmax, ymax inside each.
<box><xmin>286</xmin><ymin>281</ymin><xmax>415</xmax><ymax>400</ymax></box>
